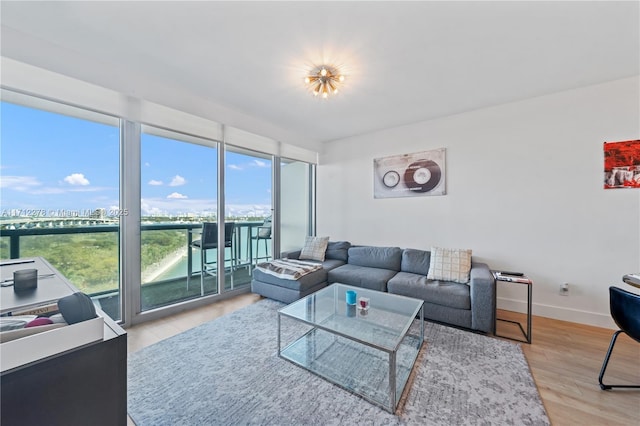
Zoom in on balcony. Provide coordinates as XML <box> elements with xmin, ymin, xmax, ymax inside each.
<box><xmin>0</xmin><ymin>220</ymin><xmax>270</xmax><ymax>320</ymax></box>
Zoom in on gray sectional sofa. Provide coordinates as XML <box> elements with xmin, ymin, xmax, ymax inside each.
<box><xmin>250</xmin><ymin>241</ymin><xmax>495</xmax><ymax>333</ymax></box>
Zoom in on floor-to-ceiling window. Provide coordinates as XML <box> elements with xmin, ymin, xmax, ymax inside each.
<box><xmin>139</xmin><ymin>127</ymin><xmax>219</xmax><ymax>311</ymax></box>
<box><xmin>0</xmin><ymin>96</ymin><xmax>122</xmax><ymax>319</ymax></box>
<box><xmin>225</xmin><ymin>146</ymin><xmax>273</xmax><ymax>284</ymax></box>
<box><xmin>1</xmin><ymin>87</ymin><xmax>316</xmax><ymax>325</ymax></box>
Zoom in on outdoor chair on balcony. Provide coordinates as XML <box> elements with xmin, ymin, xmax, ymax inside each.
<box><xmin>190</xmin><ymin>222</ymin><xmax>236</xmax><ymax>294</ymax></box>
<box><xmin>252</xmin><ymin>216</ymin><xmax>271</xmax><ymax>264</ymax></box>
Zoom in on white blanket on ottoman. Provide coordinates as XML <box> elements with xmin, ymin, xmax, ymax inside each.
<box><xmin>255</xmin><ymin>259</ymin><xmax>322</xmax><ymax>280</ymax></box>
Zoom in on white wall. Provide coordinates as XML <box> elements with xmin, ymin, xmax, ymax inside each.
<box><xmin>318</xmin><ymin>76</ymin><xmax>640</xmax><ymax>329</ymax></box>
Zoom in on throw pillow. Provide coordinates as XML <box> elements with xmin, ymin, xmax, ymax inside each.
<box><xmin>427</xmin><ymin>247</ymin><xmax>472</xmax><ymax>284</ymax></box>
<box><xmin>257</xmin><ymin>226</ymin><xmax>271</xmax><ymax>238</ymax></box>
<box><xmin>257</xmin><ymin>216</ymin><xmax>272</xmax><ymax>238</ymax></box>
<box><xmin>299</xmin><ymin>236</ymin><xmax>330</xmax><ymax>262</ymax></box>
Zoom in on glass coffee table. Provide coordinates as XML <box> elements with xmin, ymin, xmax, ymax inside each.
<box><xmin>277</xmin><ymin>283</ymin><xmax>424</xmax><ymax>413</ymax></box>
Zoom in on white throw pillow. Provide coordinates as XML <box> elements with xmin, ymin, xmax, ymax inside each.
<box><xmin>427</xmin><ymin>247</ymin><xmax>472</xmax><ymax>284</ymax></box>
<box><xmin>299</xmin><ymin>236</ymin><xmax>330</xmax><ymax>262</ymax></box>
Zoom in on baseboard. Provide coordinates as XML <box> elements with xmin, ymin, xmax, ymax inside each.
<box><xmin>497</xmin><ymin>297</ymin><xmax>616</xmax><ymax>330</ymax></box>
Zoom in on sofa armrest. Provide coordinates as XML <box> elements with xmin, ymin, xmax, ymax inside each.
<box><xmin>281</xmin><ymin>249</ymin><xmax>301</xmax><ymax>260</ymax></box>
<box><xmin>469</xmin><ymin>262</ymin><xmax>496</xmax><ymax>333</ymax></box>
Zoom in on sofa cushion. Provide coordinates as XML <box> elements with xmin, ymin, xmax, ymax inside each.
<box><xmin>325</xmin><ymin>241</ymin><xmax>351</xmax><ymax>262</ymax></box>
<box><xmin>321</xmin><ymin>258</ymin><xmax>346</xmax><ymax>271</ymax></box>
<box><xmin>347</xmin><ymin>246</ymin><xmax>402</xmax><ymax>271</ymax></box>
<box><xmin>328</xmin><ymin>264</ymin><xmax>397</xmax><ymax>292</ymax></box>
<box><xmin>252</xmin><ymin>266</ymin><xmax>327</xmax><ymax>292</ymax></box>
<box><xmin>427</xmin><ymin>247</ymin><xmax>472</xmax><ymax>284</ymax></box>
<box><xmin>401</xmin><ymin>248</ymin><xmax>431</xmax><ymax>276</ymax></box>
<box><xmin>299</xmin><ymin>236</ymin><xmax>330</xmax><ymax>261</ymax></box>
<box><xmin>388</xmin><ymin>272</ymin><xmax>471</xmax><ymax>310</ymax></box>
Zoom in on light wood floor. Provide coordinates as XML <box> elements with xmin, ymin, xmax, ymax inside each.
<box><xmin>126</xmin><ymin>295</ymin><xmax>639</xmax><ymax>426</ymax></box>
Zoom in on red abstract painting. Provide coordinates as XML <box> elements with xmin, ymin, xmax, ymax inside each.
<box><xmin>603</xmin><ymin>139</ymin><xmax>640</xmax><ymax>189</ymax></box>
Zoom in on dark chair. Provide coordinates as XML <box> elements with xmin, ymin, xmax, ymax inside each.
<box><xmin>598</xmin><ymin>286</ymin><xmax>640</xmax><ymax>390</ymax></box>
<box><xmin>190</xmin><ymin>222</ymin><xmax>236</xmax><ymax>294</ymax></box>
<box><xmin>252</xmin><ymin>216</ymin><xmax>272</xmax><ymax>264</ymax></box>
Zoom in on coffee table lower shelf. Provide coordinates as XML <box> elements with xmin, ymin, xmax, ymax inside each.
<box><xmin>278</xmin><ymin>324</ymin><xmax>422</xmax><ymax>413</ymax></box>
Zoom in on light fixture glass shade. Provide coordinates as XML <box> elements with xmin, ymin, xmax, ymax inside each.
<box><xmin>305</xmin><ymin>65</ymin><xmax>344</xmax><ymax>99</ymax></box>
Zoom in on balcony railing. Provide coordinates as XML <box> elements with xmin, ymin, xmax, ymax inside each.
<box><xmin>0</xmin><ymin>221</ymin><xmax>270</xmax><ymax>319</ymax></box>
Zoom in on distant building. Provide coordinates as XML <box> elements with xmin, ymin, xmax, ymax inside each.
<box><xmin>91</xmin><ymin>208</ymin><xmax>106</xmax><ymax>219</ymax></box>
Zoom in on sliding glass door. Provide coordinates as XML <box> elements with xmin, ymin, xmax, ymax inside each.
<box><xmin>140</xmin><ymin>127</ymin><xmax>219</xmax><ymax>311</ymax></box>
<box><xmin>224</xmin><ymin>146</ymin><xmax>272</xmax><ymax>286</ymax></box>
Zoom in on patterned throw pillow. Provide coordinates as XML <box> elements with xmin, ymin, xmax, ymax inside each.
<box><xmin>299</xmin><ymin>236</ymin><xmax>330</xmax><ymax>262</ymax></box>
<box><xmin>426</xmin><ymin>247</ymin><xmax>472</xmax><ymax>284</ymax></box>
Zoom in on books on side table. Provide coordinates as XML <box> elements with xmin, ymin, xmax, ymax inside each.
<box><xmin>622</xmin><ymin>273</ymin><xmax>640</xmax><ymax>288</ymax></box>
<box><xmin>494</xmin><ymin>271</ymin><xmax>532</xmax><ymax>284</ymax></box>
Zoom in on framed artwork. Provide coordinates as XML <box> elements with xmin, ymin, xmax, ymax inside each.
<box><xmin>604</xmin><ymin>139</ymin><xmax>640</xmax><ymax>189</ymax></box>
<box><xmin>374</xmin><ymin>148</ymin><xmax>446</xmax><ymax>199</ymax></box>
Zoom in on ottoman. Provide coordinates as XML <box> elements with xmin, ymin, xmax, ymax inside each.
<box><xmin>251</xmin><ymin>241</ymin><xmax>351</xmax><ymax>304</ymax></box>
<box><xmin>251</xmin><ymin>266</ymin><xmax>328</xmax><ymax>304</ymax></box>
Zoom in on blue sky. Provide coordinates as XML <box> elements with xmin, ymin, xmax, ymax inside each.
<box><xmin>1</xmin><ymin>102</ymin><xmax>272</xmax><ymax>218</ymax></box>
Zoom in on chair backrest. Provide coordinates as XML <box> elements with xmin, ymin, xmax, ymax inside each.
<box><xmin>258</xmin><ymin>216</ymin><xmax>272</xmax><ymax>238</ymax></box>
<box><xmin>224</xmin><ymin>222</ymin><xmax>235</xmax><ymax>244</ymax></box>
<box><xmin>610</xmin><ymin>286</ymin><xmax>640</xmax><ymax>343</ymax></box>
<box><xmin>201</xmin><ymin>222</ymin><xmax>234</xmax><ymax>245</ymax></box>
<box><xmin>201</xmin><ymin>222</ymin><xmax>218</xmax><ymax>245</ymax></box>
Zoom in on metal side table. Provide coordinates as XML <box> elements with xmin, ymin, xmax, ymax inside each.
<box><xmin>494</xmin><ymin>272</ymin><xmax>532</xmax><ymax>344</ymax></box>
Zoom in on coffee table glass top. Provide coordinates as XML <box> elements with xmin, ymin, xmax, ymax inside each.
<box><xmin>278</xmin><ymin>283</ymin><xmax>423</xmax><ymax>351</ymax></box>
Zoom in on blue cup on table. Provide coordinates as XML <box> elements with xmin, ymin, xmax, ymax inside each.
<box><xmin>346</xmin><ymin>290</ymin><xmax>357</xmax><ymax>305</ymax></box>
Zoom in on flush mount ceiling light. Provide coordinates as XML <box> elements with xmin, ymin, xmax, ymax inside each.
<box><xmin>304</xmin><ymin>65</ymin><xmax>345</xmax><ymax>99</ymax></box>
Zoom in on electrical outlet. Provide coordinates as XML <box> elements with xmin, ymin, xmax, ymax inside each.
<box><xmin>559</xmin><ymin>282</ymin><xmax>569</xmax><ymax>296</ymax></box>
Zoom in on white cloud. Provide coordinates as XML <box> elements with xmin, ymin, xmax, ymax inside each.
<box><xmin>141</xmin><ymin>199</ymin><xmax>165</xmax><ymax>216</ymax></box>
<box><xmin>148</xmin><ymin>180</ymin><xmax>163</xmax><ymax>186</ymax></box>
<box><xmin>138</xmin><ymin>199</ymin><xmax>271</xmax><ymax>218</ymax></box>
<box><xmin>169</xmin><ymin>175</ymin><xmax>186</xmax><ymax>187</ymax></box>
<box><xmin>140</xmin><ymin>197</ymin><xmax>217</xmax><ymax>216</ymax></box>
<box><xmin>0</xmin><ymin>176</ymin><xmax>42</xmax><ymax>191</ymax></box>
<box><xmin>144</xmin><ymin>206</ymin><xmax>165</xmax><ymax>216</ymax></box>
<box><xmin>31</xmin><ymin>185</ymin><xmax>110</xmax><ymax>195</ymax></box>
<box><xmin>167</xmin><ymin>192</ymin><xmax>188</xmax><ymax>199</ymax></box>
<box><xmin>144</xmin><ymin>162</ymin><xmax>151</xmax><ymax>167</ymax></box>
<box><xmin>0</xmin><ymin>175</ymin><xmax>112</xmax><ymax>196</ymax></box>
<box><xmin>31</xmin><ymin>187</ymin><xmax>67</xmax><ymax>195</ymax></box>
<box><xmin>228</xmin><ymin>160</ymin><xmax>269</xmax><ymax>170</ymax></box>
<box><xmin>225</xmin><ymin>204</ymin><xmax>272</xmax><ymax>218</ymax></box>
<box><xmin>64</xmin><ymin>173</ymin><xmax>90</xmax><ymax>186</ymax></box>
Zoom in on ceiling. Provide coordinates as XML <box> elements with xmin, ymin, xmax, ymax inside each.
<box><xmin>1</xmin><ymin>1</ymin><xmax>638</xmax><ymax>150</ymax></box>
